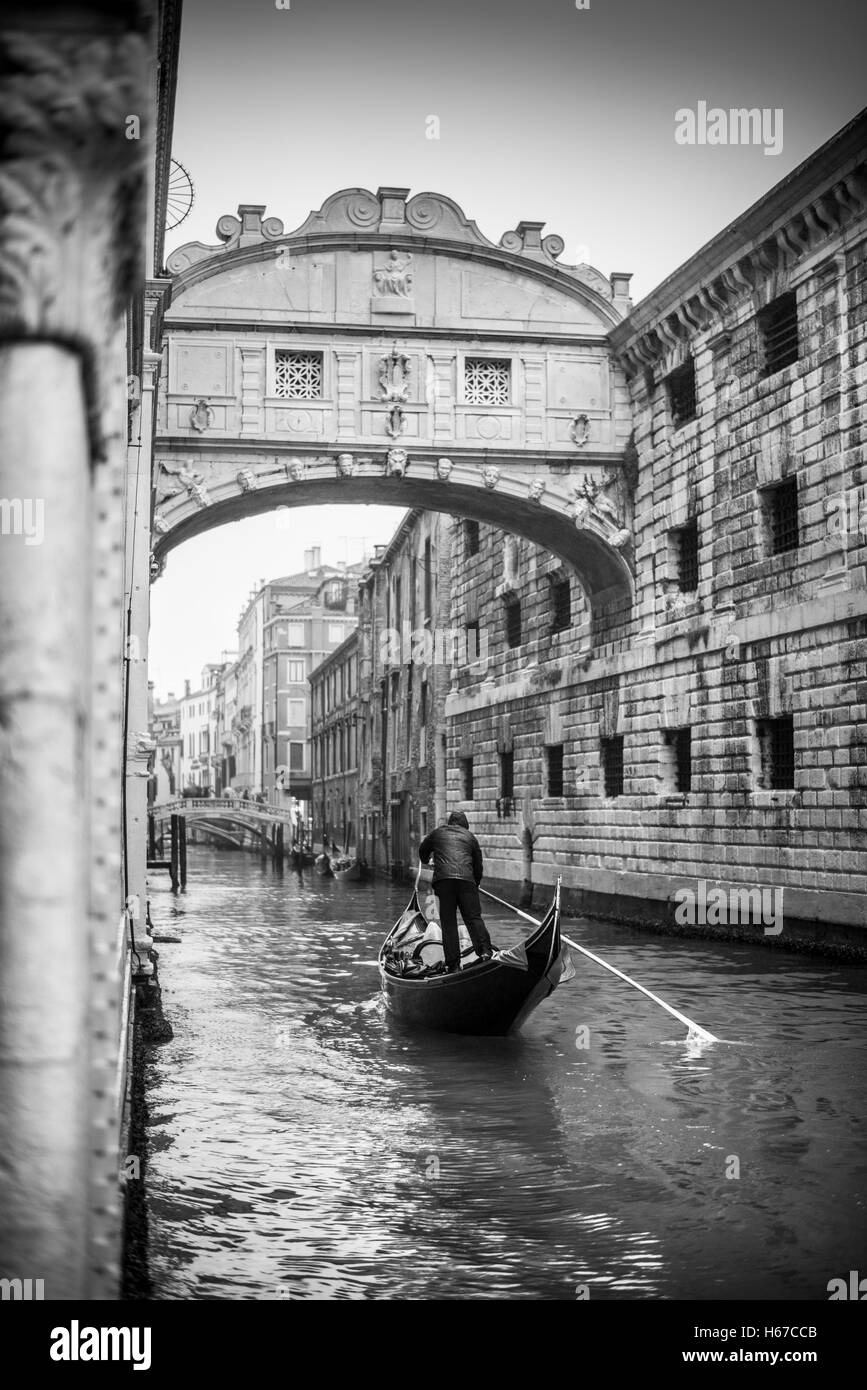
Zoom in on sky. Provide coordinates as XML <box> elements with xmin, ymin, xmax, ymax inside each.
<box><xmin>150</xmin><ymin>0</ymin><xmax>866</xmax><ymax>697</ymax></box>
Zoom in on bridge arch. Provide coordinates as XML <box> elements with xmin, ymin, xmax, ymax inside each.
<box><xmin>154</xmin><ymin>186</ymin><xmax>637</xmax><ymax>619</ymax></box>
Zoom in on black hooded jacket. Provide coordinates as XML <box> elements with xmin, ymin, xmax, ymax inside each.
<box><xmin>418</xmin><ymin>818</ymin><xmax>483</xmax><ymax>886</ymax></box>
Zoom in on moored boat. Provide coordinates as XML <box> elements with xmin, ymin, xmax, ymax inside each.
<box><xmin>331</xmin><ymin>855</ymin><xmax>367</xmax><ymax>882</ymax></box>
<box><xmin>313</xmin><ymin>853</ymin><xmax>333</xmax><ymax>877</ymax></box>
<box><xmin>379</xmin><ymin>878</ymin><xmax>572</xmax><ymax>1035</ymax></box>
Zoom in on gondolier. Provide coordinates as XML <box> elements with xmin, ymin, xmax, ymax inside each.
<box><xmin>418</xmin><ymin>811</ymin><xmax>494</xmax><ymax>974</ymax></box>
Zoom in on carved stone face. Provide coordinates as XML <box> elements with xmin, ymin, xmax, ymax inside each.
<box><xmin>527</xmin><ymin>478</ymin><xmax>545</xmax><ymax>502</ymax></box>
<box><xmin>386</xmin><ymin>448</ymin><xmax>408</xmax><ymax>475</ymax></box>
<box><xmin>482</xmin><ymin>466</ymin><xmax>500</xmax><ymax>490</ymax></box>
<box><xmin>286</xmin><ymin>459</ymin><xmax>305</xmax><ymax>481</ymax></box>
<box><xmin>237</xmin><ymin>470</ymin><xmax>255</xmax><ymax>493</ymax></box>
<box><xmin>336</xmin><ymin>453</ymin><xmax>356</xmax><ymax>477</ymax></box>
<box><xmin>436</xmin><ymin>458</ymin><xmax>453</xmax><ymax>481</ymax></box>
<box><xmin>572</xmin><ymin>500</ymin><xmax>591</xmax><ymax>530</ymax></box>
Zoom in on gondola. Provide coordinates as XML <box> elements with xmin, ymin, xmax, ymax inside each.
<box><xmin>331</xmin><ymin>855</ymin><xmax>367</xmax><ymax>882</ymax></box>
<box><xmin>379</xmin><ymin>878</ymin><xmax>573</xmax><ymax>1036</ymax></box>
<box><xmin>313</xmin><ymin>853</ymin><xmax>333</xmax><ymax>877</ymax></box>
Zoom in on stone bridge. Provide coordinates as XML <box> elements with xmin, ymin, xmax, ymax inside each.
<box><xmin>153</xmin><ymin>187</ymin><xmax>637</xmax><ymax>616</ymax></box>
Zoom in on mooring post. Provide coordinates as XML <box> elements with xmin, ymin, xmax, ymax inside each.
<box><xmin>275</xmin><ymin>821</ymin><xmax>284</xmax><ymax>873</ymax></box>
<box><xmin>148</xmin><ymin>811</ymin><xmax>156</xmax><ymax>862</ymax></box>
<box><xmin>169</xmin><ymin>814</ymin><xmax>179</xmax><ymax>892</ymax></box>
<box><xmin>179</xmin><ymin>814</ymin><xmax>187</xmax><ymax>889</ymax></box>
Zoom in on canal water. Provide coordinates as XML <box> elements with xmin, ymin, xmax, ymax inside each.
<box><xmin>143</xmin><ymin>848</ymin><xmax>867</xmax><ymax>1301</ymax></box>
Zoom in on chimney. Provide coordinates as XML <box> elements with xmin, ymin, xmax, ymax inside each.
<box><xmin>167</xmin><ymin>691</ymin><xmax>175</xmax><ymax>701</ymax></box>
<box><xmin>184</xmin><ymin>679</ymin><xmax>191</xmax><ymax>698</ymax></box>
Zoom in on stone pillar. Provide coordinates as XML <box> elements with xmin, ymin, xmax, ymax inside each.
<box><xmin>0</xmin><ymin>15</ymin><xmax>151</xmax><ymax>1298</ymax></box>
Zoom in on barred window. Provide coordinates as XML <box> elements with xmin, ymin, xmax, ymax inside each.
<box><xmin>760</xmin><ymin>476</ymin><xmax>799</xmax><ymax>555</ymax></box>
<box><xmin>460</xmin><ymin>756</ymin><xmax>474</xmax><ymax>800</ymax></box>
<box><xmin>465</xmin><ymin>357</ymin><xmax>511</xmax><ymax>405</ymax></box>
<box><xmin>664</xmin><ymin>727</ymin><xmax>692</xmax><ymax>793</ymax></box>
<box><xmin>550</xmin><ymin>575</ymin><xmax>571</xmax><ymax>633</ymax></box>
<box><xmin>504</xmin><ymin>597</ymin><xmax>522</xmax><ymax>649</ymax></box>
<box><xmin>758</xmin><ymin>293</ymin><xmax>799</xmax><ymax>377</ymax></box>
<box><xmin>547</xmin><ymin>744</ymin><xmax>565</xmax><ymax>797</ymax></box>
<box><xmin>756</xmin><ymin>716</ymin><xmax>795</xmax><ymax>790</ymax></box>
<box><xmin>601</xmin><ymin>735</ymin><xmax>624</xmax><ymax>798</ymax></box>
<box><xmin>274</xmin><ymin>350</ymin><xmax>323</xmax><ymax>399</ymax></box>
<box><xmin>671</xmin><ymin>519</ymin><xmax>699</xmax><ymax>593</ymax></box>
<box><xmin>666</xmin><ymin>358</ymin><xmax>697</xmax><ymax>427</ymax></box>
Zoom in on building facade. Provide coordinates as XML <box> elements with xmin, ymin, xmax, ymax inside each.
<box><xmin>310</xmin><ymin>631</ymin><xmax>360</xmax><ymax>853</ymax></box>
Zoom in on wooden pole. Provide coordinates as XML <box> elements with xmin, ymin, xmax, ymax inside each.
<box><xmin>169</xmin><ymin>814</ymin><xmax>179</xmax><ymax>892</ymax></box>
<box><xmin>178</xmin><ymin>814</ymin><xmax>187</xmax><ymax>889</ymax></box>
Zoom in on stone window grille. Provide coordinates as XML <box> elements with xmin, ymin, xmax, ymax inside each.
<box><xmin>464</xmin><ymin>357</ymin><xmax>511</xmax><ymax>405</ymax></box>
<box><xmin>601</xmin><ymin>735</ymin><xmax>624</xmax><ymax>798</ymax></box>
<box><xmin>460</xmin><ymin>756</ymin><xmax>474</xmax><ymax>800</ymax></box>
<box><xmin>663</xmin><ymin>727</ymin><xmax>692</xmax><ymax>793</ymax></box>
<box><xmin>756</xmin><ymin>716</ymin><xmax>795</xmax><ymax>790</ymax></box>
<box><xmin>274</xmin><ymin>350</ymin><xmax>323</xmax><ymax>399</ymax></box>
<box><xmin>758</xmin><ymin>292</ymin><xmax>799</xmax><ymax>377</ymax></box>
<box><xmin>760</xmin><ymin>476</ymin><xmax>799</xmax><ymax>555</ymax></box>
<box><xmin>547</xmin><ymin>744</ymin><xmax>565</xmax><ymax>797</ymax></box>
<box><xmin>665</xmin><ymin>358</ymin><xmax>697</xmax><ymax>427</ymax></box>
<box><xmin>504</xmin><ymin>596</ymin><xmax>522</xmax><ymax>649</ymax></box>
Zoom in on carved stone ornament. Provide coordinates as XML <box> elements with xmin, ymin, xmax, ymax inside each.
<box><xmin>156</xmin><ymin>460</ymin><xmax>203</xmax><ymax>501</ymax></box>
<box><xmin>336</xmin><ymin>453</ymin><xmax>357</xmax><ymax>478</ymax></box>
<box><xmin>386</xmin><ymin>404</ymin><xmax>406</xmax><ymax>439</ymax></box>
<box><xmin>482</xmin><ymin>466</ymin><xmax>501</xmax><ymax>490</ymax></box>
<box><xmin>0</xmin><ymin>31</ymin><xmax>149</xmax><ymax>454</ymax></box>
<box><xmin>190</xmin><ymin>399</ymin><xmax>214</xmax><ymax>432</ymax></box>
<box><xmin>527</xmin><ymin>478</ymin><xmax>545</xmax><ymax>503</ymax></box>
<box><xmin>237</xmin><ymin>469</ymin><xmax>256</xmax><ymax>492</ymax></box>
<box><xmin>436</xmin><ymin>458</ymin><xmax>454</xmax><ymax>482</ymax></box>
<box><xmin>379</xmin><ymin>348</ymin><xmax>411</xmax><ymax>402</ymax></box>
<box><xmin>149</xmin><ymin>551</ymin><xmax>165</xmax><ymax>582</ymax></box>
<box><xmin>285</xmin><ymin>458</ymin><xmax>306</xmax><ymax>481</ymax></box>
<box><xmin>373</xmin><ymin>250</ymin><xmax>413</xmax><ymax>297</ymax></box>
<box><xmin>385</xmin><ymin>448</ymin><xmax>408</xmax><ymax>477</ymax></box>
<box><xmin>570</xmin><ymin>413</ymin><xmax>591</xmax><ymax>447</ymax></box>
<box><xmin>153</xmin><ymin>510</ymin><xmax>170</xmax><ymax>535</ymax></box>
<box><xmin>190</xmin><ymin>482</ymin><xmax>211</xmax><ymax>508</ymax></box>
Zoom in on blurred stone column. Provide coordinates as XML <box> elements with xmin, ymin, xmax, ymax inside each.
<box><xmin>0</xmin><ymin>12</ymin><xmax>150</xmax><ymax>1298</ymax></box>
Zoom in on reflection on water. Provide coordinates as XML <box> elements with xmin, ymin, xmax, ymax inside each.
<box><xmin>144</xmin><ymin>850</ymin><xmax>867</xmax><ymax>1301</ymax></box>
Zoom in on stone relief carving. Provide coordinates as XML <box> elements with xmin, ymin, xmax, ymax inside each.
<box><xmin>482</xmin><ymin>466</ymin><xmax>501</xmax><ymax>490</ymax></box>
<box><xmin>436</xmin><ymin>458</ymin><xmax>454</xmax><ymax>481</ymax></box>
<box><xmin>336</xmin><ymin>453</ymin><xmax>357</xmax><ymax>477</ymax></box>
<box><xmin>149</xmin><ymin>551</ymin><xmax>165</xmax><ymax>582</ymax></box>
<box><xmin>527</xmin><ymin>478</ymin><xmax>546</xmax><ymax>503</ymax></box>
<box><xmin>189</xmin><ymin>481</ymin><xmax>211</xmax><ymax>508</ymax></box>
<box><xmin>285</xmin><ymin>458</ymin><xmax>307</xmax><ymax>481</ymax></box>
<box><xmin>237</xmin><ymin>469</ymin><xmax>256</xmax><ymax>492</ymax></box>
<box><xmin>379</xmin><ymin>348</ymin><xmax>411</xmax><ymax>402</ymax></box>
<box><xmin>385</xmin><ymin>448</ymin><xmax>408</xmax><ymax>477</ymax></box>
<box><xmin>373</xmin><ymin>250</ymin><xmax>413</xmax><ymax>297</ymax></box>
<box><xmin>153</xmin><ymin>510</ymin><xmax>170</xmax><ymax>535</ymax></box>
<box><xmin>386</xmin><ymin>404</ymin><xmax>406</xmax><ymax>439</ymax></box>
<box><xmin>189</xmin><ymin>399</ymin><xmax>214</xmax><ymax>432</ymax></box>
<box><xmin>571</xmin><ymin>473</ymin><xmax>631</xmax><ymax>548</ymax></box>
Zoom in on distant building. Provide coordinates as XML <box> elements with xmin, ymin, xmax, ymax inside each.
<box><xmin>230</xmin><ymin>547</ymin><xmax>366</xmax><ymax>814</ymax></box>
<box><xmin>148</xmin><ymin>683</ymin><xmax>181</xmax><ymax>805</ymax></box>
<box><xmin>356</xmin><ymin>511</ymin><xmax>452</xmax><ymax>876</ymax></box>
<box><xmin>178</xmin><ymin>663</ymin><xmax>229</xmax><ymax>793</ymax></box>
<box><xmin>310</xmin><ymin>630</ymin><xmax>359</xmax><ymax>853</ymax></box>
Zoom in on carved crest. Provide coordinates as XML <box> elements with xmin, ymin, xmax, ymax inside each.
<box><xmin>190</xmin><ymin>399</ymin><xmax>214</xmax><ymax>432</ymax></box>
<box><xmin>570</xmin><ymin>413</ymin><xmax>591</xmax><ymax>447</ymax></box>
<box><xmin>379</xmin><ymin>348</ymin><xmax>411</xmax><ymax>402</ymax></box>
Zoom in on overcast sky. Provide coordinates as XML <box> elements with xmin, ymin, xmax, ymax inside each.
<box><xmin>150</xmin><ymin>0</ymin><xmax>865</xmax><ymax>697</ymax></box>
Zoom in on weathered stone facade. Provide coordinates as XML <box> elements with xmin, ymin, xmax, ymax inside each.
<box><xmin>310</xmin><ymin>631</ymin><xmax>360</xmax><ymax>853</ymax></box>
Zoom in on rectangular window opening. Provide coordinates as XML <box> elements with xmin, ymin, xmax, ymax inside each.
<box><xmin>756</xmin><ymin>715</ymin><xmax>795</xmax><ymax>790</ymax></box>
<box><xmin>601</xmin><ymin>735</ymin><xmax>624</xmax><ymax>798</ymax></box>
<box><xmin>546</xmin><ymin>744</ymin><xmax>565</xmax><ymax>797</ymax></box>
<box><xmin>758</xmin><ymin>292</ymin><xmax>799</xmax><ymax>377</ymax></box>
<box><xmin>666</xmin><ymin>358</ymin><xmax>697</xmax><ymax>427</ymax></box>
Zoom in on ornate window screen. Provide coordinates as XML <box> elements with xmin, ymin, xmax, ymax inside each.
<box><xmin>464</xmin><ymin>357</ymin><xmax>511</xmax><ymax>405</ymax></box>
<box><xmin>274</xmin><ymin>351</ymin><xmax>323</xmax><ymax>399</ymax></box>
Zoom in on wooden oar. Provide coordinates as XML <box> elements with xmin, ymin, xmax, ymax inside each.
<box><xmin>479</xmin><ymin>886</ymin><xmax>719</xmax><ymax>1045</ymax></box>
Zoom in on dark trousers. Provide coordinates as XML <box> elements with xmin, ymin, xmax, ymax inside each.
<box><xmin>434</xmin><ymin>879</ymin><xmax>492</xmax><ymax>968</ymax></box>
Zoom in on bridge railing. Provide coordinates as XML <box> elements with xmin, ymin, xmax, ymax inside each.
<box><xmin>152</xmin><ymin>798</ymin><xmax>298</xmax><ymax>822</ymax></box>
